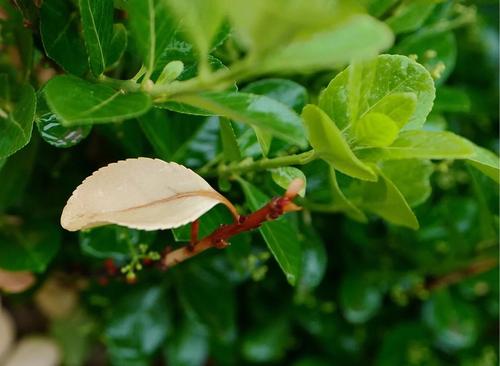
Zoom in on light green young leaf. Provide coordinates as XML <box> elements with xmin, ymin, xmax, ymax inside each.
<box><xmin>105</xmin><ymin>24</ymin><xmax>128</xmax><ymax>69</ymax></box>
<box><xmin>356</xmin><ymin>131</ymin><xmax>474</xmax><ymax>161</ymax></box>
<box><xmin>40</xmin><ymin>0</ymin><xmax>88</xmax><ymax>76</ymax></box>
<box><xmin>172</xmin><ymin>92</ymin><xmax>307</xmax><ymax>148</ymax></box>
<box><xmin>44</xmin><ymin>75</ymin><xmax>151</xmax><ymax>126</ymax></box>
<box><xmin>271</xmin><ymin>167</ymin><xmax>306</xmax><ymax>197</ymax></box>
<box><xmin>385</xmin><ymin>0</ymin><xmax>437</xmax><ymax>34</ymax></box>
<box><xmin>260</xmin><ymin>15</ymin><xmax>393</xmax><ymax>74</ymax></box>
<box><xmin>380</xmin><ymin>159</ymin><xmax>434</xmax><ymax>207</ymax></box>
<box><xmin>219</xmin><ymin>118</ymin><xmax>241</xmax><ymax>162</ymax></box>
<box><xmin>239</xmin><ymin>180</ymin><xmax>302</xmax><ymax>286</ymax></box>
<box><xmin>165</xmin><ymin>0</ymin><xmax>227</xmax><ymax>61</ymax></box>
<box><xmin>348</xmin><ymin>167</ymin><xmax>419</xmax><ymax>229</ymax></box>
<box><xmin>126</xmin><ymin>0</ymin><xmax>179</xmax><ymax>75</ymax></box>
<box><xmin>369</xmin><ymin>93</ymin><xmax>417</xmax><ymax>128</ymax></box>
<box><xmin>79</xmin><ymin>0</ymin><xmax>114</xmax><ymax>76</ymax></box>
<box><xmin>319</xmin><ymin>54</ymin><xmax>435</xmax><ymax>132</ymax></box>
<box><xmin>467</xmin><ymin>145</ymin><xmax>500</xmax><ymax>183</ymax></box>
<box><xmin>0</xmin><ymin>84</ymin><xmax>36</xmax><ymax>159</ymax></box>
<box><xmin>302</xmin><ymin>104</ymin><xmax>376</xmax><ymax>181</ymax></box>
<box><xmin>353</xmin><ymin>112</ymin><xmax>399</xmax><ymax>147</ymax></box>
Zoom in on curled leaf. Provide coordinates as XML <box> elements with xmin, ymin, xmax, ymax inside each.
<box><xmin>61</xmin><ymin>158</ymin><xmax>238</xmax><ymax>231</ymax></box>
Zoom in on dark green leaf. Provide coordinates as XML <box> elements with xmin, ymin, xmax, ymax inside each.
<box><xmin>219</xmin><ymin>118</ymin><xmax>241</xmax><ymax>162</ymax></box>
<box><xmin>239</xmin><ymin>180</ymin><xmax>302</xmax><ymax>285</ymax></box>
<box><xmin>79</xmin><ymin>0</ymin><xmax>114</xmax><ymax>76</ymax></box>
<box><xmin>44</xmin><ymin>76</ymin><xmax>151</xmax><ymax>126</ymax></box>
<box><xmin>40</xmin><ymin>0</ymin><xmax>88</xmax><ymax>76</ymax></box>
<box><xmin>385</xmin><ymin>0</ymin><xmax>437</xmax><ymax>34</ymax></box>
<box><xmin>164</xmin><ymin>317</ymin><xmax>209</xmax><ymax>366</ymax></box>
<box><xmin>105</xmin><ymin>287</ymin><xmax>170</xmax><ymax>365</ymax></box>
<box><xmin>173</xmin><ymin>92</ymin><xmax>307</xmax><ymax>148</ymax></box>
<box><xmin>0</xmin><ymin>83</ymin><xmax>36</xmax><ymax>159</ymax></box>
<box><xmin>105</xmin><ymin>24</ymin><xmax>128</xmax><ymax>69</ymax></box>
<box><xmin>0</xmin><ymin>221</ymin><xmax>61</xmax><ymax>272</ymax></box>
<box><xmin>340</xmin><ymin>273</ymin><xmax>382</xmax><ymax>323</ymax></box>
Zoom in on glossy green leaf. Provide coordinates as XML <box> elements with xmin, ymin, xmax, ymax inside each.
<box><xmin>347</xmin><ymin>167</ymin><xmax>419</xmax><ymax>229</ymax></box>
<box><xmin>394</xmin><ymin>30</ymin><xmax>457</xmax><ymax>85</ymax></box>
<box><xmin>385</xmin><ymin>0</ymin><xmax>437</xmax><ymax>34</ymax></box>
<box><xmin>271</xmin><ymin>167</ymin><xmax>306</xmax><ymax>197</ymax></box>
<box><xmin>422</xmin><ymin>290</ymin><xmax>479</xmax><ymax>351</ymax></box>
<box><xmin>368</xmin><ymin>92</ymin><xmax>417</xmax><ymax>128</ymax></box>
<box><xmin>242</xmin><ymin>78</ymin><xmax>308</xmax><ymax>155</ymax></box>
<box><xmin>467</xmin><ymin>145</ymin><xmax>500</xmax><ymax>183</ymax></box>
<box><xmin>302</xmin><ymin>104</ymin><xmax>376</xmax><ymax>181</ymax></box>
<box><xmin>242</xmin><ymin>319</ymin><xmax>290</xmax><ymax>363</ymax></box>
<box><xmin>381</xmin><ymin>159</ymin><xmax>434</xmax><ymax>207</ymax></box>
<box><xmin>219</xmin><ymin>118</ymin><xmax>241</xmax><ymax>162</ymax></box>
<box><xmin>0</xmin><ymin>222</ymin><xmax>61</xmax><ymax>272</ymax></box>
<box><xmin>260</xmin><ymin>15</ymin><xmax>393</xmax><ymax>73</ymax></box>
<box><xmin>173</xmin><ymin>92</ymin><xmax>307</xmax><ymax>148</ymax></box>
<box><xmin>79</xmin><ymin>0</ymin><xmax>114</xmax><ymax>76</ymax></box>
<box><xmin>0</xmin><ymin>84</ymin><xmax>36</xmax><ymax>159</ymax></box>
<box><xmin>44</xmin><ymin>75</ymin><xmax>151</xmax><ymax>126</ymax></box>
<box><xmin>340</xmin><ymin>273</ymin><xmax>382</xmax><ymax>324</ymax></box>
<box><xmin>356</xmin><ymin>131</ymin><xmax>474</xmax><ymax>161</ymax></box>
<box><xmin>353</xmin><ymin>112</ymin><xmax>399</xmax><ymax>147</ymax></box>
<box><xmin>177</xmin><ymin>263</ymin><xmax>235</xmax><ymax>341</ymax></box>
<box><xmin>165</xmin><ymin>0</ymin><xmax>227</xmax><ymax>60</ymax></box>
<box><xmin>105</xmin><ymin>24</ymin><xmax>128</xmax><ymax>69</ymax></box>
<box><xmin>105</xmin><ymin>287</ymin><xmax>170</xmax><ymax>365</ymax></box>
<box><xmin>297</xmin><ymin>224</ymin><xmax>327</xmax><ymax>291</ymax></box>
<box><xmin>126</xmin><ymin>0</ymin><xmax>179</xmax><ymax>74</ymax></box>
<box><xmin>80</xmin><ymin>225</ymin><xmax>156</xmax><ymax>261</ymax></box>
<box><xmin>40</xmin><ymin>0</ymin><xmax>88</xmax><ymax>76</ymax></box>
<box><xmin>239</xmin><ymin>180</ymin><xmax>302</xmax><ymax>285</ymax></box>
<box><xmin>319</xmin><ymin>54</ymin><xmax>435</xmax><ymax>132</ymax></box>
<box><xmin>164</xmin><ymin>318</ymin><xmax>208</xmax><ymax>366</ymax></box>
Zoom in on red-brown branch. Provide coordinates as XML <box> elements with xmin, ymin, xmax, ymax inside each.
<box><xmin>161</xmin><ymin>182</ymin><xmax>302</xmax><ymax>269</ymax></box>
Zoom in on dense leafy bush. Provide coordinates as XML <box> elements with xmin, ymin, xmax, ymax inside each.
<box><xmin>0</xmin><ymin>0</ymin><xmax>498</xmax><ymax>365</ymax></box>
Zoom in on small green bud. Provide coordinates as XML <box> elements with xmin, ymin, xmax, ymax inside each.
<box><xmin>156</xmin><ymin>61</ymin><xmax>184</xmax><ymax>85</ymax></box>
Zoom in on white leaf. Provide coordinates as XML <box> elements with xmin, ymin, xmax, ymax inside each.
<box><xmin>61</xmin><ymin>158</ymin><xmax>238</xmax><ymax>231</ymax></box>
<box><xmin>3</xmin><ymin>337</ymin><xmax>60</xmax><ymax>366</ymax></box>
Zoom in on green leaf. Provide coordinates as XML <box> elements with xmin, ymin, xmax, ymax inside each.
<box><xmin>173</xmin><ymin>92</ymin><xmax>307</xmax><ymax>148</ymax></box>
<box><xmin>176</xmin><ymin>263</ymin><xmax>235</xmax><ymax>341</ymax></box>
<box><xmin>105</xmin><ymin>24</ymin><xmax>128</xmax><ymax>69</ymax></box>
<box><xmin>329</xmin><ymin>168</ymin><xmax>367</xmax><ymax>222</ymax></box>
<box><xmin>467</xmin><ymin>145</ymin><xmax>500</xmax><ymax>183</ymax></box>
<box><xmin>270</xmin><ymin>167</ymin><xmax>306</xmax><ymax>197</ymax></box>
<box><xmin>319</xmin><ymin>54</ymin><xmax>435</xmax><ymax>132</ymax></box>
<box><xmin>385</xmin><ymin>0</ymin><xmax>437</xmax><ymax>34</ymax></box>
<box><xmin>381</xmin><ymin>159</ymin><xmax>434</xmax><ymax>207</ymax></box>
<box><xmin>434</xmin><ymin>86</ymin><xmax>470</xmax><ymax>113</ymax></box>
<box><xmin>242</xmin><ymin>78</ymin><xmax>308</xmax><ymax>156</ymax></box>
<box><xmin>394</xmin><ymin>30</ymin><xmax>457</xmax><ymax>85</ymax></box>
<box><xmin>297</xmin><ymin>224</ymin><xmax>327</xmax><ymax>292</ymax></box>
<box><xmin>219</xmin><ymin>118</ymin><xmax>241</xmax><ymax>162</ymax></box>
<box><xmin>44</xmin><ymin>75</ymin><xmax>151</xmax><ymax>126</ymax></box>
<box><xmin>79</xmin><ymin>225</ymin><xmax>156</xmax><ymax>261</ymax></box>
<box><xmin>164</xmin><ymin>318</ymin><xmax>208</xmax><ymax>366</ymax></box>
<box><xmin>353</xmin><ymin>112</ymin><xmax>399</xmax><ymax>147</ymax></box>
<box><xmin>0</xmin><ymin>84</ymin><xmax>36</xmax><ymax>159</ymax></box>
<box><xmin>242</xmin><ymin>319</ymin><xmax>290</xmax><ymax>363</ymax></box>
<box><xmin>239</xmin><ymin>180</ymin><xmax>302</xmax><ymax>285</ymax></box>
<box><xmin>368</xmin><ymin>92</ymin><xmax>417</xmax><ymax>128</ymax></box>
<box><xmin>105</xmin><ymin>287</ymin><xmax>170</xmax><ymax>365</ymax></box>
<box><xmin>0</xmin><ymin>222</ymin><xmax>61</xmax><ymax>272</ymax></box>
<box><xmin>340</xmin><ymin>273</ymin><xmax>382</xmax><ymax>324</ymax></box>
<box><xmin>302</xmin><ymin>104</ymin><xmax>376</xmax><ymax>181</ymax></box>
<box><xmin>40</xmin><ymin>0</ymin><xmax>88</xmax><ymax>76</ymax></box>
<box><xmin>356</xmin><ymin>131</ymin><xmax>474</xmax><ymax>161</ymax></box>
<box><xmin>260</xmin><ymin>15</ymin><xmax>393</xmax><ymax>73</ymax></box>
<box><xmin>36</xmin><ymin>93</ymin><xmax>91</xmax><ymax>148</ymax></box>
<box><xmin>79</xmin><ymin>0</ymin><xmax>114</xmax><ymax>76</ymax></box>
<box><xmin>126</xmin><ymin>0</ymin><xmax>179</xmax><ymax>75</ymax></box>
<box><xmin>346</xmin><ymin>168</ymin><xmax>419</xmax><ymax>229</ymax></box>
<box><xmin>165</xmin><ymin>0</ymin><xmax>227</xmax><ymax>61</ymax></box>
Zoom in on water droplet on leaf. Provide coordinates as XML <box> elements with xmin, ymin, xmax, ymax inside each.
<box><xmin>37</xmin><ymin>113</ymin><xmax>91</xmax><ymax>148</ymax></box>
